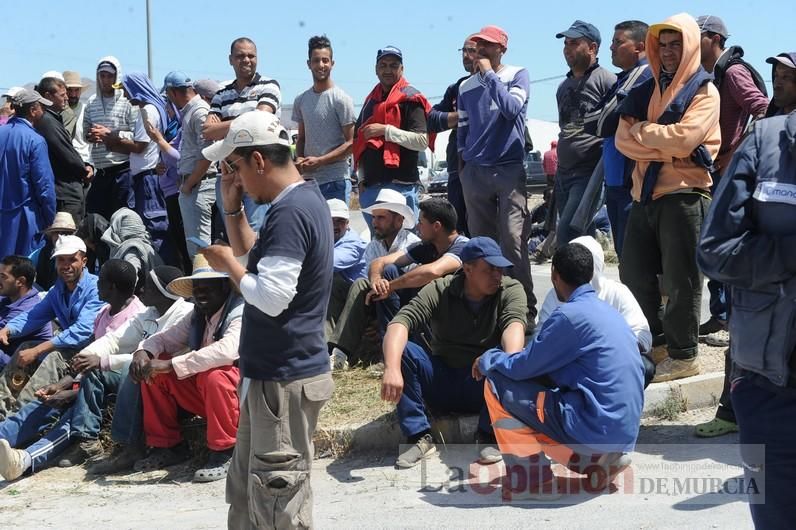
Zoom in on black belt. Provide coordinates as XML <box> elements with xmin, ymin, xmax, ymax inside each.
<box><xmin>97</xmin><ymin>162</ymin><xmax>130</xmax><ymax>176</ymax></box>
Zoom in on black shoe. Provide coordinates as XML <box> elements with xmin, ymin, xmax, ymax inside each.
<box><xmin>58</xmin><ymin>439</ymin><xmax>104</xmax><ymax>467</ymax></box>
<box><xmin>88</xmin><ymin>443</ymin><xmax>146</xmax><ymax>475</ymax></box>
<box><xmin>133</xmin><ymin>443</ymin><xmax>191</xmax><ymax>472</ymax></box>
<box><xmin>699</xmin><ymin>317</ymin><xmax>726</xmax><ymax>336</ymax></box>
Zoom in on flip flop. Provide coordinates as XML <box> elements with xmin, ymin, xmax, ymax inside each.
<box><xmin>694</xmin><ymin>417</ymin><xmax>738</xmax><ymax>438</ymax></box>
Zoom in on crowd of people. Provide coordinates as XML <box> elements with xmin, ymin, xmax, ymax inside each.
<box><xmin>0</xmin><ymin>11</ymin><xmax>794</xmax><ymax>528</ymax></box>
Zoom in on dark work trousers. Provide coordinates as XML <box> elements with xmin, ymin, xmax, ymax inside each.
<box><xmin>460</xmin><ymin>163</ymin><xmax>537</xmax><ymax>321</ymax></box>
<box><xmin>86</xmin><ymin>163</ymin><xmax>133</xmax><ymax>220</ymax></box>
<box><xmin>605</xmin><ymin>185</ymin><xmax>632</xmax><ymax>258</ymax></box>
<box><xmin>397</xmin><ymin>342</ymin><xmax>491</xmax><ymax>438</ymax></box>
<box><xmin>731</xmin><ymin>373</ymin><xmax>796</xmax><ymax>529</ymax></box>
<box><xmin>164</xmin><ymin>193</ymin><xmax>191</xmax><ymax>272</ymax></box>
<box><xmin>554</xmin><ymin>174</ymin><xmax>592</xmax><ymax>245</ymax></box>
<box><xmin>446</xmin><ymin>170</ymin><xmax>469</xmax><ymax>236</ymax></box>
<box><xmin>620</xmin><ymin>193</ymin><xmax>709</xmax><ymax>360</ymax></box>
<box><xmin>714</xmin><ymin>349</ymin><xmax>735</xmax><ymax>423</ymax></box>
<box><xmin>55</xmin><ymin>180</ymin><xmax>87</xmax><ymax>226</ymax></box>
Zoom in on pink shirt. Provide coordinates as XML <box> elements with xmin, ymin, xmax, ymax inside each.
<box><xmin>93</xmin><ymin>297</ymin><xmax>146</xmax><ymax>339</ymax></box>
<box><xmin>141</xmin><ymin>305</ymin><xmax>241</xmax><ymax>380</ymax></box>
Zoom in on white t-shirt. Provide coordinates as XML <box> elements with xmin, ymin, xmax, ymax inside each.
<box><xmin>130</xmin><ymin>104</ymin><xmax>161</xmax><ymax>175</ymax></box>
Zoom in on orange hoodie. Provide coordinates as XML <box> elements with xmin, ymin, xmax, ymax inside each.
<box><xmin>615</xmin><ymin>13</ymin><xmax>721</xmax><ymax>201</ymax></box>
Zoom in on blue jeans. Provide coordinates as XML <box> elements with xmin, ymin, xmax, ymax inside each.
<box><xmin>179</xmin><ymin>176</ymin><xmax>217</xmax><ymax>258</ymax></box>
<box><xmin>605</xmin><ymin>185</ymin><xmax>632</xmax><ymax>257</ymax></box>
<box><xmin>318</xmin><ymin>179</ymin><xmax>352</xmax><ymax>204</ymax></box>
<box><xmin>70</xmin><ymin>366</ymin><xmax>126</xmax><ymax>440</ymax></box>
<box><xmin>397</xmin><ymin>342</ymin><xmax>492</xmax><ymax>438</ymax></box>
<box><xmin>0</xmin><ymin>399</ymin><xmax>70</xmax><ymax>473</ymax></box>
<box><xmin>555</xmin><ymin>175</ymin><xmax>592</xmax><ymax>245</ymax></box>
<box><xmin>359</xmin><ymin>182</ymin><xmax>419</xmax><ymax>233</ymax></box>
<box><xmin>377</xmin><ymin>264</ymin><xmax>418</xmax><ymax>336</ymax></box>
<box><xmin>110</xmin><ymin>371</ymin><xmax>144</xmax><ymax>445</ymax></box>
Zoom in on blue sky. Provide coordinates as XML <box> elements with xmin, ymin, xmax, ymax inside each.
<box><xmin>2</xmin><ymin>0</ymin><xmax>792</xmax><ymax>121</ymax></box>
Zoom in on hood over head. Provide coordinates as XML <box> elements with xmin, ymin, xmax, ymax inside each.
<box><xmin>646</xmin><ymin>13</ymin><xmax>704</xmax><ymax>120</ymax></box>
<box><xmin>571</xmin><ymin>236</ymin><xmax>605</xmax><ymax>293</ymax></box>
<box><xmin>118</xmin><ymin>72</ymin><xmax>168</xmax><ymax>131</ymax></box>
<box><xmin>101</xmin><ymin>208</ymin><xmax>151</xmax><ymax>250</ymax></box>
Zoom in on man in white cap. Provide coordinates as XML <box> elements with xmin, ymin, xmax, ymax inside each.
<box><xmin>765</xmin><ymin>52</ymin><xmax>796</xmax><ymax>117</ymax></box>
<box><xmin>0</xmin><ymin>89</ymin><xmax>57</xmax><ymax>259</ymax></box>
<box><xmin>1</xmin><ymin>87</ymin><xmax>24</xmax><ymax>125</ymax></box>
<box><xmin>0</xmin><ymin>235</ymin><xmax>104</xmax><ymax>419</ymax></box>
<box><xmin>329</xmin><ymin>193</ymin><xmax>468</xmax><ymax>364</ymax></box>
<box><xmin>325</xmin><ymin>198</ymin><xmax>367</xmax><ymax>340</ymax></box>
<box><xmin>199</xmin><ymin>110</ymin><xmax>334</xmax><ymax>527</ymax></box>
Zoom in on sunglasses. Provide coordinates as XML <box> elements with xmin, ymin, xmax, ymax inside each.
<box><xmin>223</xmin><ymin>156</ymin><xmax>245</xmax><ymax>173</ymax></box>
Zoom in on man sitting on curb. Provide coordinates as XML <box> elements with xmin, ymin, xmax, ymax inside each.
<box><xmin>130</xmin><ymin>256</ymin><xmax>243</xmax><ymax>482</ymax></box>
<box><xmin>381</xmin><ymin>237</ymin><xmax>527</xmax><ymax>468</ymax></box>
<box><xmin>477</xmin><ymin>243</ymin><xmax>644</xmax><ymax>500</ymax></box>
<box><xmin>326</xmin><ymin>199</ymin><xmax>367</xmax><ymax>342</ymax></box>
<box><xmin>536</xmin><ymin>236</ymin><xmax>657</xmax><ymax>387</ymax></box>
<box><xmin>0</xmin><ymin>259</ymin><xmax>144</xmax><ymax>480</ymax></box>
<box><xmin>0</xmin><ymin>256</ymin><xmax>52</xmax><ymax>371</ymax></box>
<box><xmin>330</xmin><ymin>196</ymin><xmax>467</xmax><ymax>364</ymax></box>
<box><xmin>83</xmin><ymin>266</ymin><xmax>194</xmax><ymax>474</ymax></box>
<box><xmin>0</xmin><ymin>235</ymin><xmax>104</xmax><ymax>419</ymax></box>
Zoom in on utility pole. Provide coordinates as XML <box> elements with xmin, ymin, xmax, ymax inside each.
<box><xmin>146</xmin><ymin>0</ymin><xmax>153</xmax><ymax>79</ymax></box>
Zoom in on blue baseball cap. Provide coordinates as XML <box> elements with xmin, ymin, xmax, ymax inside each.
<box><xmin>460</xmin><ymin>237</ymin><xmax>513</xmax><ymax>268</ymax></box>
<box><xmin>556</xmin><ymin>20</ymin><xmax>602</xmax><ymax>46</ymax></box>
<box><xmin>376</xmin><ymin>45</ymin><xmax>403</xmax><ymax>63</ymax></box>
<box><xmin>162</xmin><ymin>71</ymin><xmax>193</xmax><ymax>89</ymax></box>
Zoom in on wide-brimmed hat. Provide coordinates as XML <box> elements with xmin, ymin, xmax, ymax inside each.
<box><xmin>360</xmin><ymin>188</ymin><xmax>416</xmax><ymax>229</ymax></box>
<box><xmin>45</xmin><ymin>212</ymin><xmax>77</xmax><ymax>234</ymax></box>
<box><xmin>166</xmin><ymin>254</ymin><xmax>229</xmax><ymax>299</ymax></box>
<box><xmin>63</xmin><ymin>71</ymin><xmax>87</xmax><ymax>89</ymax></box>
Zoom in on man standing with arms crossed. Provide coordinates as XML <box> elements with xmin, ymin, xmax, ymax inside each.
<box><xmin>201</xmin><ymin>111</ymin><xmax>334</xmax><ymax>529</ymax></box>
<box><xmin>457</xmin><ymin>25</ymin><xmax>537</xmax><ymax>325</ymax></box>
<box><xmin>293</xmin><ymin>35</ymin><xmax>356</xmax><ymax>203</ymax></box>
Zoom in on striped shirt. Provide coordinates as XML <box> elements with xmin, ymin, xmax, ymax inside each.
<box><xmin>209</xmin><ymin>73</ymin><xmax>281</xmax><ymax>120</ymax></box>
<box><xmin>457</xmin><ymin>65</ymin><xmax>529</xmax><ymax>166</ymax></box>
<box><xmin>81</xmin><ymin>91</ymin><xmax>138</xmax><ymax>169</ymax></box>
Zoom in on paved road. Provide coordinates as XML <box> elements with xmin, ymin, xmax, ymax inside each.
<box><xmin>350</xmin><ymin>209</ymin><xmax>712</xmax><ymax>322</ymax></box>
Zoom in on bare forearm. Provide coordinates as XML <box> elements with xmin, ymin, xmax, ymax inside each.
<box><xmin>368</xmin><ymin>259</ymin><xmax>386</xmax><ymax>284</ymax></box>
<box><xmin>318</xmin><ymin>140</ymin><xmax>353</xmax><ymax>165</ymax></box>
<box><xmin>500</xmin><ymin>322</ymin><xmax>526</xmax><ymax>354</ymax></box>
<box><xmin>390</xmin><ymin>266</ymin><xmax>438</xmax><ymax>291</ymax></box>
<box><xmin>187</xmin><ymin>159</ymin><xmax>213</xmax><ymax>186</ymax></box>
<box><xmin>224</xmin><ymin>211</ymin><xmax>257</xmax><ymax>257</ymax></box>
<box><xmin>383</xmin><ymin>323</ymin><xmax>409</xmax><ymax>372</ymax></box>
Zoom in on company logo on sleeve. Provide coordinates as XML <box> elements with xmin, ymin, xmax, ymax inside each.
<box><xmin>753</xmin><ymin>181</ymin><xmax>796</xmax><ymax>206</ymax></box>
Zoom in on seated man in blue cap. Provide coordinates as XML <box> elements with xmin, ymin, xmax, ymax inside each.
<box><xmin>476</xmin><ymin>242</ymin><xmax>645</xmax><ymax>501</ymax></box>
<box><xmin>380</xmin><ymin>237</ymin><xmax>527</xmax><ymax>468</ymax></box>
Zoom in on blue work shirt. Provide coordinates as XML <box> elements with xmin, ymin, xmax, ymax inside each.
<box><xmin>480</xmin><ymin>284</ymin><xmax>644</xmax><ymax>452</ymax></box>
<box><xmin>333</xmin><ymin>228</ymin><xmax>367</xmax><ymax>284</ymax></box>
<box><xmin>6</xmin><ymin>269</ymin><xmax>103</xmax><ymax>351</ymax></box>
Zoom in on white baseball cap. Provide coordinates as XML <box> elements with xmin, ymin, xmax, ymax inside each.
<box><xmin>327</xmin><ymin>199</ymin><xmax>350</xmax><ymax>220</ymax></box>
<box><xmin>51</xmin><ymin>235</ymin><xmax>87</xmax><ymax>258</ymax></box>
<box><xmin>2</xmin><ymin>86</ymin><xmax>24</xmax><ymax>98</ymax></box>
<box><xmin>202</xmin><ymin>111</ymin><xmax>291</xmax><ymax>162</ymax></box>
<box><xmin>41</xmin><ymin>70</ymin><xmax>65</xmax><ymax>82</ymax></box>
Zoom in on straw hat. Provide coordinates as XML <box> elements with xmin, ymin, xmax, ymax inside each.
<box><xmin>63</xmin><ymin>71</ymin><xmax>87</xmax><ymax>89</ymax></box>
<box><xmin>44</xmin><ymin>212</ymin><xmax>77</xmax><ymax>234</ymax></box>
<box><xmin>166</xmin><ymin>254</ymin><xmax>229</xmax><ymax>299</ymax></box>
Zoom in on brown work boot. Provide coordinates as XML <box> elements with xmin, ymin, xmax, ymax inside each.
<box><xmin>652</xmin><ymin>358</ymin><xmax>700</xmax><ymax>383</ymax></box>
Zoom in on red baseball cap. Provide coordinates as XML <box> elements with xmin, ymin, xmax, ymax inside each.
<box><xmin>471</xmin><ymin>25</ymin><xmax>508</xmax><ymax>48</ymax></box>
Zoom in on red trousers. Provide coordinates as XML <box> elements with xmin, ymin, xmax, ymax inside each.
<box><xmin>141</xmin><ymin>365</ymin><xmax>240</xmax><ymax>451</ymax></box>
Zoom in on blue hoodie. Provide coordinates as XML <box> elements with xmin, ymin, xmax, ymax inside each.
<box><xmin>120</xmin><ymin>72</ymin><xmax>168</xmax><ymax>131</ymax></box>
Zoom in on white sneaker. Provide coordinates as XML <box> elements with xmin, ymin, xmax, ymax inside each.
<box><xmin>0</xmin><ymin>439</ymin><xmax>27</xmax><ymax>481</ymax></box>
<box><xmin>330</xmin><ymin>348</ymin><xmax>349</xmax><ymax>371</ymax></box>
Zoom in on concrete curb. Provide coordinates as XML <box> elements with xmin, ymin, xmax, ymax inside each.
<box><xmin>314</xmin><ymin>371</ymin><xmax>725</xmax><ymax>454</ymax></box>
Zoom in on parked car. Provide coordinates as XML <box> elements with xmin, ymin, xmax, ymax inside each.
<box><xmin>524</xmin><ymin>150</ymin><xmax>546</xmax><ymax>194</ymax></box>
<box><xmin>427</xmin><ymin>170</ymin><xmax>449</xmax><ymax>195</ymax></box>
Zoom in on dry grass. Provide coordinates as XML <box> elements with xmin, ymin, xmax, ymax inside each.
<box><xmin>318</xmin><ymin>367</ymin><xmax>394</xmax><ymax>430</ymax></box>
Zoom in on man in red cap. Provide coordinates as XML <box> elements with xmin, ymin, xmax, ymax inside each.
<box><xmin>456</xmin><ymin>25</ymin><xmax>537</xmax><ymax>327</ymax></box>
